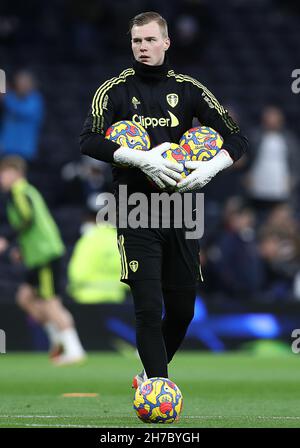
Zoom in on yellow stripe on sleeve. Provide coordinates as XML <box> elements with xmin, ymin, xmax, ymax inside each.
<box><xmin>168</xmin><ymin>71</ymin><xmax>239</xmax><ymax>133</ymax></box>
<box><xmin>91</xmin><ymin>68</ymin><xmax>135</xmax><ymax>132</ymax></box>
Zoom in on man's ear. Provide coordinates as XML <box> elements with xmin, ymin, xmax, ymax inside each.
<box><xmin>164</xmin><ymin>37</ymin><xmax>170</xmax><ymax>51</ymax></box>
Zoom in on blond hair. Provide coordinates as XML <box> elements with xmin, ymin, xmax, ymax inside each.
<box><xmin>129</xmin><ymin>12</ymin><xmax>168</xmax><ymax>38</ymax></box>
<box><xmin>0</xmin><ymin>156</ymin><xmax>27</xmax><ymax>174</ymax></box>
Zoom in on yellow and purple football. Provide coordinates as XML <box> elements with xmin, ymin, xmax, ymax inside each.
<box><xmin>179</xmin><ymin>126</ymin><xmax>223</xmax><ymax>161</ymax></box>
<box><xmin>105</xmin><ymin>120</ymin><xmax>150</xmax><ymax>150</ymax></box>
<box><xmin>162</xmin><ymin>143</ymin><xmax>191</xmax><ymax>179</ymax></box>
<box><xmin>133</xmin><ymin>377</ymin><xmax>183</xmax><ymax>424</ymax></box>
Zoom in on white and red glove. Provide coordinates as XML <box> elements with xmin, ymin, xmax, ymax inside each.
<box><xmin>113</xmin><ymin>142</ymin><xmax>183</xmax><ymax>190</ymax></box>
<box><xmin>177</xmin><ymin>149</ymin><xmax>233</xmax><ymax>192</ymax></box>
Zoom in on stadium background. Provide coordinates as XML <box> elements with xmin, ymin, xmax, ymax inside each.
<box><xmin>0</xmin><ymin>0</ymin><xmax>300</xmax><ymax>355</ymax></box>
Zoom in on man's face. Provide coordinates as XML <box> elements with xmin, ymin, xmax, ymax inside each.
<box><xmin>14</xmin><ymin>72</ymin><xmax>34</xmax><ymax>96</ymax></box>
<box><xmin>262</xmin><ymin>107</ymin><xmax>284</xmax><ymax>131</ymax></box>
<box><xmin>0</xmin><ymin>168</ymin><xmax>20</xmax><ymax>191</ymax></box>
<box><xmin>131</xmin><ymin>21</ymin><xmax>170</xmax><ymax>66</ymax></box>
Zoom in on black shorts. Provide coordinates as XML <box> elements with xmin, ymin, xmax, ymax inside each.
<box><xmin>25</xmin><ymin>257</ymin><xmax>62</xmax><ymax>300</ymax></box>
<box><xmin>117</xmin><ymin>227</ymin><xmax>200</xmax><ymax>289</ymax></box>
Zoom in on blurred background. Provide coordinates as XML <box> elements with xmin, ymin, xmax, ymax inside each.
<box><xmin>0</xmin><ymin>0</ymin><xmax>300</xmax><ymax>355</ymax></box>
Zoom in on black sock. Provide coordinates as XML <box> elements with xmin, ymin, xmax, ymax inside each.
<box><xmin>162</xmin><ymin>286</ymin><xmax>196</xmax><ymax>363</ymax></box>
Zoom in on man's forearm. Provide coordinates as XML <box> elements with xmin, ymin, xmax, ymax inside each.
<box><xmin>80</xmin><ymin>132</ymin><xmax>120</xmax><ymax>163</ymax></box>
<box><xmin>222</xmin><ymin>132</ymin><xmax>249</xmax><ymax>162</ymax></box>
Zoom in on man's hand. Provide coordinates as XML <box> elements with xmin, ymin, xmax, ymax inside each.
<box><xmin>113</xmin><ymin>142</ymin><xmax>183</xmax><ymax>189</ymax></box>
<box><xmin>0</xmin><ymin>237</ymin><xmax>9</xmax><ymax>254</ymax></box>
<box><xmin>177</xmin><ymin>149</ymin><xmax>233</xmax><ymax>192</ymax></box>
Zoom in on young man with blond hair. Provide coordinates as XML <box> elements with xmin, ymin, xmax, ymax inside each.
<box><xmin>80</xmin><ymin>12</ymin><xmax>248</xmax><ymax>385</ymax></box>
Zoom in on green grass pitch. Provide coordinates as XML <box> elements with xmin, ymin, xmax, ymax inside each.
<box><xmin>0</xmin><ymin>351</ymin><xmax>299</xmax><ymax>428</ymax></box>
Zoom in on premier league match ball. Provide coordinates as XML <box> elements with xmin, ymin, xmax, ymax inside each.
<box><xmin>133</xmin><ymin>377</ymin><xmax>183</xmax><ymax>424</ymax></box>
<box><xmin>105</xmin><ymin>120</ymin><xmax>151</xmax><ymax>150</ymax></box>
<box><xmin>179</xmin><ymin>126</ymin><xmax>223</xmax><ymax>161</ymax></box>
<box><xmin>162</xmin><ymin>143</ymin><xmax>191</xmax><ymax>179</ymax></box>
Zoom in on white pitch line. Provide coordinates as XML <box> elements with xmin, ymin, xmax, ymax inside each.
<box><xmin>0</xmin><ymin>422</ymin><xmax>138</xmax><ymax>428</ymax></box>
<box><xmin>258</xmin><ymin>416</ymin><xmax>300</xmax><ymax>420</ymax></box>
<box><xmin>1</xmin><ymin>423</ymin><xmax>103</xmax><ymax>428</ymax></box>
<box><xmin>27</xmin><ymin>424</ymin><xmax>104</xmax><ymax>428</ymax></box>
<box><xmin>185</xmin><ymin>416</ymin><xmax>300</xmax><ymax>420</ymax></box>
<box><xmin>0</xmin><ymin>415</ymin><xmax>70</xmax><ymax>418</ymax></box>
<box><xmin>0</xmin><ymin>415</ymin><xmax>300</xmax><ymax>421</ymax></box>
<box><xmin>23</xmin><ymin>425</ymin><xmax>167</xmax><ymax>428</ymax></box>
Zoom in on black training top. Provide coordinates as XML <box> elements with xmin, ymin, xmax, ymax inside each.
<box><xmin>80</xmin><ymin>57</ymin><xmax>248</xmax><ymax>194</ymax></box>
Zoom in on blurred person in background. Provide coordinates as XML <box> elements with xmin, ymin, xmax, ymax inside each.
<box><xmin>67</xmin><ymin>207</ymin><xmax>128</xmax><ymax>304</ymax></box>
<box><xmin>61</xmin><ymin>156</ymin><xmax>113</xmax><ymax>208</ymax></box>
<box><xmin>246</xmin><ymin>106</ymin><xmax>300</xmax><ymax>220</ymax></box>
<box><xmin>200</xmin><ymin>105</ymin><xmax>250</xmax><ymax>248</ymax></box>
<box><xmin>168</xmin><ymin>0</ymin><xmax>213</xmax><ymax>63</ymax></box>
<box><xmin>259</xmin><ymin>203</ymin><xmax>300</xmax><ymax>300</ymax></box>
<box><xmin>0</xmin><ymin>70</ymin><xmax>44</xmax><ymax>162</ymax></box>
<box><xmin>205</xmin><ymin>197</ymin><xmax>263</xmax><ymax>301</ymax></box>
<box><xmin>0</xmin><ymin>156</ymin><xmax>86</xmax><ymax>365</ymax></box>
<box><xmin>258</xmin><ymin>227</ymin><xmax>296</xmax><ymax>302</ymax></box>
<box><xmin>265</xmin><ymin>203</ymin><xmax>300</xmax><ymax>247</ymax></box>
<box><xmin>64</xmin><ymin>0</ymin><xmax>106</xmax><ymax>60</ymax></box>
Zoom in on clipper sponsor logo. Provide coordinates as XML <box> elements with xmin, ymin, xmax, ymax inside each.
<box><xmin>132</xmin><ymin>110</ymin><xmax>179</xmax><ymax>128</ymax></box>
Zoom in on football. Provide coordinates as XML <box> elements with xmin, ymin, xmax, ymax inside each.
<box><xmin>133</xmin><ymin>377</ymin><xmax>183</xmax><ymax>424</ymax></box>
<box><xmin>162</xmin><ymin>143</ymin><xmax>191</xmax><ymax>179</ymax></box>
<box><xmin>179</xmin><ymin>126</ymin><xmax>223</xmax><ymax>161</ymax></box>
<box><xmin>105</xmin><ymin>120</ymin><xmax>150</xmax><ymax>150</ymax></box>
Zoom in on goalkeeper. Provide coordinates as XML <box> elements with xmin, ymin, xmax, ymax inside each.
<box><xmin>80</xmin><ymin>11</ymin><xmax>248</xmax><ymax>385</ymax></box>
